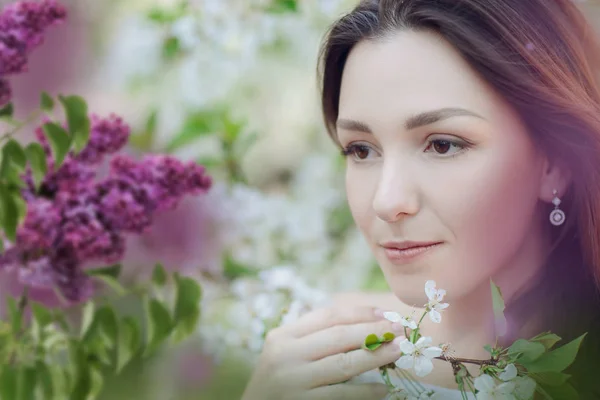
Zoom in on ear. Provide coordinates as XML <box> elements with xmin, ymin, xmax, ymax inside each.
<box><xmin>538</xmin><ymin>157</ymin><xmax>571</xmax><ymax>203</ymax></box>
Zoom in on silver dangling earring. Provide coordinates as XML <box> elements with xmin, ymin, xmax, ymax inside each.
<box><xmin>550</xmin><ymin>189</ymin><xmax>565</xmax><ymax>226</ymax></box>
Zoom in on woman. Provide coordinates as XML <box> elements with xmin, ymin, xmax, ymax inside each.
<box><xmin>242</xmin><ymin>0</ymin><xmax>600</xmax><ymax>398</ymax></box>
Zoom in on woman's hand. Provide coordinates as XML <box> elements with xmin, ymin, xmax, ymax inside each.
<box><xmin>241</xmin><ymin>305</ymin><xmax>404</xmax><ymax>400</ymax></box>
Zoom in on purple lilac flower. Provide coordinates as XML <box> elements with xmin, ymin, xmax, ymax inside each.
<box><xmin>1</xmin><ymin>113</ymin><xmax>212</xmax><ymax>304</ymax></box>
<box><xmin>0</xmin><ymin>0</ymin><xmax>66</xmax><ymax>105</ymax></box>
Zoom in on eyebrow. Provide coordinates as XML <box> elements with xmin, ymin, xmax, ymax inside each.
<box><xmin>336</xmin><ymin>107</ymin><xmax>485</xmax><ymax>133</ymax></box>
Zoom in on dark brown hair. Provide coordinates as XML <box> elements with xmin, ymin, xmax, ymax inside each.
<box><xmin>318</xmin><ymin>0</ymin><xmax>600</xmax><ymax>393</ymax></box>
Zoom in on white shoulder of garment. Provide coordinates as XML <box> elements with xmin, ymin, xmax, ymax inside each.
<box><xmin>350</xmin><ymin>369</ymin><xmax>477</xmax><ymax>399</ymax></box>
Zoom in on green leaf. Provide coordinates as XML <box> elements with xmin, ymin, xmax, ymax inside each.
<box><xmin>362</xmin><ymin>333</ymin><xmax>383</xmax><ymax>351</ymax></box>
<box><xmin>88</xmin><ymin>365</ymin><xmax>103</xmax><ymax>400</ymax></box>
<box><xmin>530</xmin><ymin>332</ymin><xmax>562</xmax><ymax>351</ymax></box>
<box><xmin>166</xmin><ymin>110</ymin><xmax>220</xmax><ymax>152</ymax></box>
<box><xmin>24</xmin><ymin>142</ymin><xmax>47</xmax><ymax>188</ymax></box>
<box><xmin>380</xmin><ymin>332</ymin><xmax>395</xmax><ymax>342</ymax></box>
<box><xmin>538</xmin><ymin>382</ymin><xmax>579</xmax><ymax>400</ymax></box>
<box><xmin>144</xmin><ymin>298</ymin><xmax>173</xmax><ymax>356</ymax></box>
<box><xmin>152</xmin><ymin>264</ymin><xmax>167</xmax><ymax>287</ymax></box>
<box><xmin>162</xmin><ymin>36</ymin><xmax>181</xmax><ymax>60</ymax></box>
<box><xmin>58</xmin><ymin>95</ymin><xmax>90</xmax><ymax>153</ymax></box>
<box><xmin>0</xmin><ymin>185</ymin><xmax>18</xmax><ymax>242</ymax></box>
<box><xmin>16</xmin><ymin>366</ymin><xmax>36</xmax><ymax>400</ymax></box>
<box><xmin>31</xmin><ymin>302</ymin><xmax>53</xmax><ymax>328</ymax></box>
<box><xmin>265</xmin><ymin>0</ymin><xmax>298</xmax><ymax>13</ymax></box>
<box><xmin>117</xmin><ymin>317</ymin><xmax>140</xmax><ymax>373</ymax></box>
<box><xmin>3</xmin><ymin>139</ymin><xmax>27</xmax><ymax>170</ymax></box>
<box><xmin>508</xmin><ymin>339</ymin><xmax>546</xmax><ymax>364</ymax></box>
<box><xmin>172</xmin><ymin>274</ymin><xmax>202</xmax><ymax>342</ymax></box>
<box><xmin>70</xmin><ymin>346</ymin><xmax>91</xmax><ymax>400</ymax></box>
<box><xmin>525</xmin><ymin>333</ymin><xmax>587</xmax><ymax>373</ymax></box>
<box><xmin>86</xmin><ymin>265</ymin><xmax>125</xmax><ymax>295</ymax></box>
<box><xmin>80</xmin><ymin>302</ymin><xmax>95</xmax><ymax>338</ymax></box>
<box><xmin>223</xmin><ymin>255</ymin><xmax>259</xmax><ymax>280</ymax></box>
<box><xmin>95</xmin><ymin>306</ymin><xmax>118</xmax><ymax>349</ymax></box>
<box><xmin>490</xmin><ymin>279</ymin><xmax>507</xmax><ymax>337</ymax></box>
<box><xmin>86</xmin><ymin>264</ymin><xmax>121</xmax><ymax>279</ymax></box>
<box><xmin>42</xmin><ymin>122</ymin><xmax>71</xmax><ymax>168</ymax></box>
<box><xmin>0</xmin><ymin>103</ymin><xmax>14</xmax><ymax>118</ymax></box>
<box><xmin>146</xmin><ymin>4</ymin><xmax>187</xmax><ymax>24</ymax></box>
<box><xmin>6</xmin><ymin>296</ymin><xmax>21</xmax><ymax>336</ymax></box>
<box><xmin>95</xmin><ymin>275</ymin><xmax>126</xmax><ymax>295</ymax></box>
<box><xmin>0</xmin><ymin>365</ymin><xmax>17</xmax><ymax>400</ymax></box>
<box><xmin>35</xmin><ymin>362</ymin><xmax>54</xmax><ymax>400</ymax></box>
<box><xmin>40</xmin><ymin>92</ymin><xmax>55</xmax><ymax>112</ymax></box>
<box><xmin>530</xmin><ymin>371</ymin><xmax>571</xmax><ymax>386</ymax></box>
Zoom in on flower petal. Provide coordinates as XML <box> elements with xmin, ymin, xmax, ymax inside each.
<box><xmin>383</xmin><ymin>311</ymin><xmax>402</xmax><ymax>323</ymax></box>
<box><xmin>434</xmin><ymin>302</ymin><xmax>449</xmax><ymax>311</ymax></box>
<box><xmin>497</xmin><ymin>381</ymin><xmax>516</xmax><ymax>394</ymax></box>
<box><xmin>403</xmin><ymin>318</ymin><xmax>418</xmax><ymax>330</ymax></box>
<box><xmin>514</xmin><ymin>376</ymin><xmax>536</xmax><ymax>399</ymax></box>
<box><xmin>499</xmin><ymin>364</ymin><xmax>518</xmax><ymax>381</ymax></box>
<box><xmin>436</xmin><ymin>289</ymin><xmax>447</xmax><ymax>301</ymax></box>
<box><xmin>429</xmin><ymin>309</ymin><xmax>442</xmax><ymax>323</ymax></box>
<box><xmin>474</xmin><ymin>374</ymin><xmax>496</xmax><ymax>392</ymax></box>
<box><xmin>415</xmin><ymin>336</ymin><xmax>433</xmax><ymax>348</ymax></box>
<box><xmin>422</xmin><ymin>346</ymin><xmax>443</xmax><ymax>359</ymax></box>
<box><xmin>400</xmin><ymin>338</ymin><xmax>416</xmax><ymax>354</ymax></box>
<box><xmin>414</xmin><ymin>355</ymin><xmax>434</xmax><ymax>377</ymax></box>
<box><xmin>425</xmin><ymin>280</ymin><xmax>437</xmax><ymax>300</ymax></box>
<box><xmin>396</xmin><ymin>355</ymin><xmax>414</xmax><ymax>370</ymax></box>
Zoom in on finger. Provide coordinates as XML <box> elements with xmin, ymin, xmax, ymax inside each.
<box><xmin>297</xmin><ymin>320</ymin><xmax>404</xmax><ymax>361</ymax></box>
<box><xmin>303</xmin><ymin>340</ymin><xmax>403</xmax><ymax>387</ymax></box>
<box><xmin>277</xmin><ymin>305</ymin><xmax>385</xmax><ymax>338</ymax></box>
<box><xmin>304</xmin><ymin>383</ymin><xmax>390</xmax><ymax>400</ymax></box>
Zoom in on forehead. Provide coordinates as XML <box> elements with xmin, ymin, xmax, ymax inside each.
<box><xmin>338</xmin><ymin>30</ymin><xmax>507</xmax><ymax>124</ymax></box>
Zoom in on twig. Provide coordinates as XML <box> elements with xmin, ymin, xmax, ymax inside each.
<box><xmin>436</xmin><ymin>355</ymin><xmax>497</xmax><ymax>366</ymax></box>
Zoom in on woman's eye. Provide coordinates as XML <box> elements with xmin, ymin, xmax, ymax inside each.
<box><xmin>341</xmin><ymin>144</ymin><xmax>376</xmax><ymax>160</ymax></box>
<box><xmin>425</xmin><ymin>139</ymin><xmax>466</xmax><ymax>156</ymax></box>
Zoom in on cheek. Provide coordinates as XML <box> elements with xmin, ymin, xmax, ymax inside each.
<box><xmin>345</xmin><ymin>165</ymin><xmax>379</xmax><ymax>236</ymax></box>
<box><xmin>436</xmin><ymin>143</ymin><xmax>543</xmax><ymax>278</ymax></box>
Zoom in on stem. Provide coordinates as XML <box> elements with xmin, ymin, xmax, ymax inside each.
<box><xmin>436</xmin><ymin>355</ymin><xmax>497</xmax><ymax>366</ymax></box>
<box><xmin>395</xmin><ymin>367</ymin><xmax>426</xmax><ymax>394</ymax></box>
<box><xmin>18</xmin><ymin>286</ymin><xmax>29</xmax><ymax>314</ymax></box>
<box><xmin>380</xmin><ymin>366</ymin><xmax>395</xmax><ymax>389</ymax></box>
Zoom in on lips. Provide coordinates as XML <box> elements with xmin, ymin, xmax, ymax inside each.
<box><xmin>381</xmin><ymin>241</ymin><xmax>443</xmax><ymax>251</ymax></box>
<box><xmin>380</xmin><ymin>241</ymin><xmax>443</xmax><ymax>264</ymax></box>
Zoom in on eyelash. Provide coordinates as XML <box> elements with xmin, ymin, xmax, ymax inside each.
<box><xmin>341</xmin><ymin>137</ymin><xmax>471</xmax><ymax>160</ymax></box>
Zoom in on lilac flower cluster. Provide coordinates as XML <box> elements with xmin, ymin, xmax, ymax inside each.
<box><xmin>0</xmin><ymin>0</ymin><xmax>67</xmax><ymax>106</ymax></box>
<box><xmin>0</xmin><ymin>114</ymin><xmax>213</xmax><ymax>303</ymax></box>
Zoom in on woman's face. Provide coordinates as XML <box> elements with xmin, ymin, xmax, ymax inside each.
<box><xmin>337</xmin><ymin>30</ymin><xmax>555</xmax><ymax>305</ymax></box>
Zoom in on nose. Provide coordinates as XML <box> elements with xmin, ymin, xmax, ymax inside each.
<box><xmin>372</xmin><ymin>161</ymin><xmax>420</xmax><ymax>223</ymax></box>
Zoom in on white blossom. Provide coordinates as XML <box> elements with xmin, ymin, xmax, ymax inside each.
<box><xmin>473</xmin><ymin>375</ymin><xmax>516</xmax><ymax>400</ymax></box>
<box><xmin>396</xmin><ymin>337</ymin><xmax>443</xmax><ymax>377</ymax></box>
<box><xmin>424</xmin><ymin>280</ymin><xmax>449</xmax><ymax>323</ymax></box>
<box><xmin>383</xmin><ymin>311</ymin><xmax>418</xmax><ymax>330</ymax></box>
<box><xmin>498</xmin><ymin>364</ymin><xmax>518</xmax><ymax>381</ymax></box>
<box><xmin>513</xmin><ymin>376</ymin><xmax>536</xmax><ymax>400</ymax></box>
<box><xmin>497</xmin><ymin>364</ymin><xmax>536</xmax><ymax>400</ymax></box>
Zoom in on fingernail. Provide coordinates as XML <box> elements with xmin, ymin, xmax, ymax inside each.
<box><xmin>374</xmin><ymin>308</ymin><xmax>385</xmax><ymax>318</ymax></box>
<box><xmin>391</xmin><ymin>322</ymin><xmax>404</xmax><ymax>333</ymax></box>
